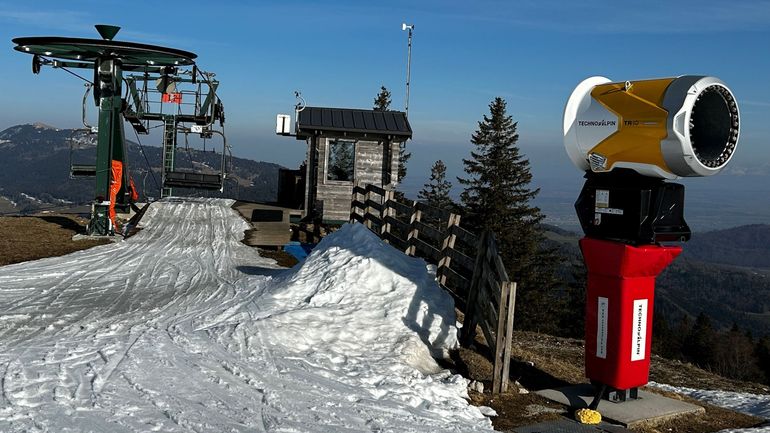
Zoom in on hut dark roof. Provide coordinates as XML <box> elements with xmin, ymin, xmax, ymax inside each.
<box><xmin>296</xmin><ymin>107</ymin><xmax>412</xmax><ymax>140</ymax></box>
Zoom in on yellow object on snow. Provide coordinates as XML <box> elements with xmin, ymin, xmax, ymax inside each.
<box><xmin>575</xmin><ymin>408</ymin><xmax>602</xmax><ymax>424</ymax></box>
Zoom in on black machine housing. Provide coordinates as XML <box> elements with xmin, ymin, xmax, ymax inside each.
<box><xmin>575</xmin><ymin>169</ymin><xmax>691</xmax><ymax>245</ymax></box>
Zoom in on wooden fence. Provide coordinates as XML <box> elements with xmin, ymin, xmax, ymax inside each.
<box><xmin>350</xmin><ymin>183</ymin><xmax>516</xmax><ymax>394</ymax></box>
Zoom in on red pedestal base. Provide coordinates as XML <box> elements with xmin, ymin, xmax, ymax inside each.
<box><xmin>580</xmin><ymin>237</ymin><xmax>681</xmax><ymax>390</ymax></box>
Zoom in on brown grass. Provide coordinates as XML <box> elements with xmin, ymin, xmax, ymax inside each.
<box><xmin>0</xmin><ymin>215</ymin><xmax>110</xmax><ymax>266</ymax></box>
<box><xmin>257</xmin><ymin>249</ymin><xmax>299</xmax><ymax>268</ymax></box>
<box><xmin>454</xmin><ymin>329</ymin><xmax>767</xmax><ymax>432</ymax></box>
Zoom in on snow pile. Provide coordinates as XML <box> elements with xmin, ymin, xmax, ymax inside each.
<box><xmin>0</xmin><ymin>198</ymin><xmax>493</xmax><ymax>432</ymax></box>
<box><xmin>266</xmin><ymin>222</ymin><xmax>459</xmax><ymax>364</ymax></box>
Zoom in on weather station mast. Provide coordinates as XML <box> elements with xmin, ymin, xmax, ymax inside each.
<box><xmin>12</xmin><ymin>25</ymin><xmax>227</xmax><ymax>236</ymax></box>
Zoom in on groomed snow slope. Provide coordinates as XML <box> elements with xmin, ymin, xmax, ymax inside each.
<box><xmin>0</xmin><ymin>198</ymin><xmax>493</xmax><ymax>432</ymax></box>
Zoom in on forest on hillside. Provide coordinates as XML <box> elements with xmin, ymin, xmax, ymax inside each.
<box><xmin>0</xmin><ymin>124</ymin><xmax>282</xmax><ymax>213</ymax></box>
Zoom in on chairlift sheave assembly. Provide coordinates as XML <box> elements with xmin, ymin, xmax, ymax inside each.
<box><xmin>12</xmin><ymin>25</ymin><xmax>229</xmax><ymax>235</ymax></box>
<box><xmin>122</xmin><ymin>55</ymin><xmax>229</xmax><ymax>196</ymax></box>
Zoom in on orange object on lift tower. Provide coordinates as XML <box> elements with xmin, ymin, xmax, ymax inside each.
<box><xmin>109</xmin><ymin>160</ymin><xmax>123</xmax><ymax>230</ymax></box>
<box><xmin>162</xmin><ymin>93</ymin><xmax>182</xmax><ymax>104</ymax></box>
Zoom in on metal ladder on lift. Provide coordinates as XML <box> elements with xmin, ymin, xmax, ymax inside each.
<box><xmin>160</xmin><ymin>116</ymin><xmax>176</xmax><ymax>197</ymax></box>
<box><xmin>160</xmin><ymin>115</ymin><xmax>225</xmax><ymax>194</ymax></box>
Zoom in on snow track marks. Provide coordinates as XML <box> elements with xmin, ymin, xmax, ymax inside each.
<box><xmin>0</xmin><ymin>198</ymin><xmax>493</xmax><ymax>432</ymax></box>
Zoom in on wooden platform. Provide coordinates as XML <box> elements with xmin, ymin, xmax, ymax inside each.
<box><xmin>232</xmin><ymin>201</ymin><xmax>300</xmax><ymax>247</ymax></box>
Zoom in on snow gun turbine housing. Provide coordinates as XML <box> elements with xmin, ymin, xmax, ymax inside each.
<box><xmin>564</xmin><ymin>75</ymin><xmax>742</xmax><ymax>411</ymax></box>
<box><xmin>564</xmin><ymin>75</ymin><xmax>741</xmax><ymax>245</ymax></box>
<box><xmin>564</xmin><ymin>76</ymin><xmax>740</xmax><ymax>179</ymax></box>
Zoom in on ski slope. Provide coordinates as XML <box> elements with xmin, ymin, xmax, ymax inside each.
<box><xmin>0</xmin><ymin>198</ymin><xmax>493</xmax><ymax>432</ymax></box>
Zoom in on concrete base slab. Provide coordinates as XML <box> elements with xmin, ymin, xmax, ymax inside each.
<box><xmin>536</xmin><ymin>384</ymin><xmax>704</xmax><ymax>428</ymax></box>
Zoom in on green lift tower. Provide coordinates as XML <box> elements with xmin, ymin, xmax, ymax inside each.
<box><xmin>12</xmin><ymin>25</ymin><xmax>227</xmax><ymax>235</ymax></box>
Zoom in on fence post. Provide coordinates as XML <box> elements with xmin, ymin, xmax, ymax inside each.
<box><xmin>437</xmin><ymin>213</ymin><xmax>461</xmax><ymax>287</ymax></box>
<box><xmin>364</xmin><ymin>184</ymin><xmax>373</xmax><ymax>230</ymax></box>
<box><xmin>350</xmin><ymin>182</ymin><xmax>361</xmax><ymax>223</ymax></box>
<box><xmin>492</xmin><ymin>281</ymin><xmax>509</xmax><ymax>394</ymax></box>
<box><xmin>405</xmin><ymin>201</ymin><xmax>421</xmax><ymax>256</ymax></box>
<box><xmin>381</xmin><ymin>189</ymin><xmax>394</xmax><ymax>242</ymax></box>
<box><xmin>461</xmin><ymin>230</ymin><xmax>488</xmax><ymax>346</ymax></box>
<box><xmin>501</xmin><ymin>281</ymin><xmax>516</xmax><ymax>393</ymax></box>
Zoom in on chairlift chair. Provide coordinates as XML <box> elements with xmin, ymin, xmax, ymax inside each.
<box><xmin>69</xmin><ymin>128</ymin><xmax>98</xmax><ymax>178</ymax></box>
<box><xmin>161</xmin><ymin>124</ymin><xmax>230</xmax><ymax>192</ymax></box>
<box><xmin>68</xmin><ymin>84</ymin><xmax>101</xmax><ymax>178</ymax></box>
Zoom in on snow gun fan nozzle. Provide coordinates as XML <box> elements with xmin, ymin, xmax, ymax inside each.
<box><xmin>563</xmin><ymin>75</ymin><xmax>740</xmax><ymax>179</ymax></box>
<box><xmin>95</xmin><ymin>25</ymin><xmax>121</xmax><ymax>41</ymax></box>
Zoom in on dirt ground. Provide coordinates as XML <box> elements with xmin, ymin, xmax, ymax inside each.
<box><xmin>0</xmin><ymin>214</ymin><xmax>110</xmax><ymax>266</ymax></box>
<box><xmin>448</xmin><ymin>329</ymin><xmax>767</xmax><ymax>432</ymax></box>
<box><xmin>257</xmin><ymin>249</ymin><xmax>299</xmax><ymax>268</ymax></box>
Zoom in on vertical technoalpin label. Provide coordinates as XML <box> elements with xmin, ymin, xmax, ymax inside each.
<box><xmin>631</xmin><ymin>299</ymin><xmax>648</xmax><ymax>361</ymax></box>
<box><xmin>596</xmin><ymin>297</ymin><xmax>608</xmax><ymax>359</ymax></box>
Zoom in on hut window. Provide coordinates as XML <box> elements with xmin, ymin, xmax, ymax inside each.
<box><xmin>326</xmin><ymin>139</ymin><xmax>356</xmax><ymax>182</ymax></box>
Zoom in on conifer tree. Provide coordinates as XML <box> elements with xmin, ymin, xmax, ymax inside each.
<box><xmin>668</xmin><ymin>314</ymin><xmax>692</xmax><ymax>359</ymax></box>
<box><xmin>683</xmin><ymin>312</ymin><xmax>717</xmax><ymax>368</ymax></box>
<box><xmin>755</xmin><ymin>336</ymin><xmax>770</xmax><ymax>384</ymax></box>
<box><xmin>373</xmin><ymin>85</ymin><xmax>411</xmax><ymax>197</ymax></box>
<box><xmin>560</xmin><ymin>261</ymin><xmax>586</xmax><ymax>338</ymax></box>
<box><xmin>396</xmin><ymin>145</ymin><xmax>412</xmax><ymax>189</ymax></box>
<box><xmin>373</xmin><ymin>86</ymin><xmax>391</xmax><ymax>111</ymax></box>
<box><xmin>458</xmin><ymin>97</ymin><xmax>562</xmax><ymax>332</ymax></box>
<box><xmin>418</xmin><ymin>160</ymin><xmax>453</xmax><ymax>210</ymax></box>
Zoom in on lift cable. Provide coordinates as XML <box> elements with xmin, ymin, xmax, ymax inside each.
<box><xmin>57</xmin><ymin>65</ymin><xmax>93</xmax><ymax>85</ymax></box>
<box><xmin>130</xmin><ymin>126</ymin><xmax>160</xmax><ymax>192</ymax></box>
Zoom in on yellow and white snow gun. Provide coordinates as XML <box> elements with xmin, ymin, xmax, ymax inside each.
<box><xmin>563</xmin><ymin>76</ymin><xmax>740</xmax><ymax>179</ymax></box>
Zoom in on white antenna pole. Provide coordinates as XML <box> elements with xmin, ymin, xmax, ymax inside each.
<box><xmin>402</xmin><ymin>23</ymin><xmax>414</xmax><ymax>118</ymax></box>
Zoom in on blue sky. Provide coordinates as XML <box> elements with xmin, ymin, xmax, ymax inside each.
<box><xmin>2</xmin><ymin>0</ymin><xmax>770</xmax><ymax>208</ymax></box>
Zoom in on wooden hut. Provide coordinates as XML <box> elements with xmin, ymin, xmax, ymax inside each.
<box><xmin>293</xmin><ymin>107</ymin><xmax>412</xmax><ymax>222</ymax></box>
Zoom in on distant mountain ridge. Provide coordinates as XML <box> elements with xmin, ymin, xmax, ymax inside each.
<box><xmin>682</xmin><ymin>224</ymin><xmax>770</xmax><ymax>269</ymax></box>
<box><xmin>0</xmin><ymin>123</ymin><xmax>283</xmax><ymax>212</ymax></box>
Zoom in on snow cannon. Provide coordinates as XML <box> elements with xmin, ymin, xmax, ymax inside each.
<box><xmin>562</xmin><ymin>75</ymin><xmax>741</xmax><ymax>412</ymax></box>
<box><xmin>563</xmin><ymin>76</ymin><xmax>740</xmax><ymax>179</ymax></box>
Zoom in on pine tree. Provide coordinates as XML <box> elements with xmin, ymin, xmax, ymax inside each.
<box><xmin>396</xmin><ymin>144</ymin><xmax>411</xmax><ymax>190</ymax></box>
<box><xmin>559</xmin><ymin>261</ymin><xmax>586</xmax><ymax>338</ymax></box>
<box><xmin>458</xmin><ymin>97</ymin><xmax>562</xmax><ymax>332</ymax></box>
<box><xmin>651</xmin><ymin>312</ymin><xmax>673</xmax><ymax>357</ymax></box>
<box><xmin>668</xmin><ymin>314</ymin><xmax>692</xmax><ymax>360</ymax></box>
<box><xmin>683</xmin><ymin>312</ymin><xmax>717</xmax><ymax>368</ymax></box>
<box><xmin>418</xmin><ymin>160</ymin><xmax>453</xmax><ymax>210</ymax></box>
<box><xmin>755</xmin><ymin>336</ymin><xmax>770</xmax><ymax>384</ymax></box>
<box><xmin>373</xmin><ymin>86</ymin><xmax>391</xmax><ymax>111</ymax></box>
<box><xmin>373</xmin><ymin>85</ymin><xmax>411</xmax><ymax>197</ymax></box>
